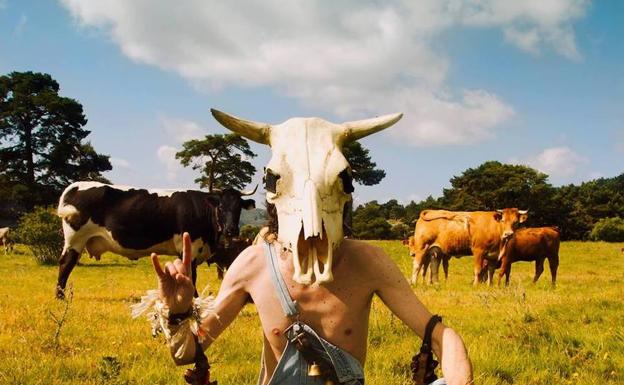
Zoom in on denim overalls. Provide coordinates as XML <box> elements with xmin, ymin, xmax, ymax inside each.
<box><xmin>259</xmin><ymin>241</ymin><xmax>365</xmax><ymax>385</ymax></box>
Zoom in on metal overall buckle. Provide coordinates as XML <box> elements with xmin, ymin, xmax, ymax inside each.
<box><xmin>285</xmin><ymin>321</ymin><xmax>338</xmax><ymax>384</ymax></box>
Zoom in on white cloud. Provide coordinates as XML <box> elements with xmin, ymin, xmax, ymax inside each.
<box><xmin>154</xmin><ymin>117</ymin><xmax>208</xmax><ymax>183</ymax></box>
<box><xmin>161</xmin><ymin>116</ymin><xmax>206</xmax><ymax>144</ymax></box>
<box><xmin>13</xmin><ymin>14</ymin><xmax>27</xmax><ymax>36</ymax></box>
<box><xmin>522</xmin><ymin>146</ymin><xmax>588</xmax><ymax>178</ymax></box>
<box><xmin>110</xmin><ymin>157</ymin><xmax>132</xmax><ymax>169</ymax></box>
<box><xmin>61</xmin><ymin>0</ymin><xmax>589</xmax><ymax>145</ymax></box>
<box><xmin>156</xmin><ymin>145</ymin><xmax>182</xmax><ymax>182</ymax></box>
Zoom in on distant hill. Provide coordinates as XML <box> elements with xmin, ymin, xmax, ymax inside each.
<box><xmin>240</xmin><ymin>208</ymin><xmax>268</xmax><ymax>227</ymax></box>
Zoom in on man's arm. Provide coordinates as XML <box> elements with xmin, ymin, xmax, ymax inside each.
<box><xmin>151</xmin><ymin>234</ymin><xmax>253</xmax><ymax>365</ymax></box>
<box><xmin>368</xmin><ymin>245</ymin><xmax>473</xmax><ymax>385</ymax></box>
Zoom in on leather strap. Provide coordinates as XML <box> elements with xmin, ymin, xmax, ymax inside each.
<box><xmin>421</xmin><ymin>314</ymin><xmax>442</xmax><ymax>353</ymax></box>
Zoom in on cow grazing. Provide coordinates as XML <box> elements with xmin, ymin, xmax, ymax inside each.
<box><xmin>411</xmin><ymin>208</ymin><xmax>528</xmax><ymax>285</ymax></box>
<box><xmin>497</xmin><ymin>226</ymin><xmax>560</xmax><ymax>287</ymax></box>
<box><xmin>406</xmin><ymin>235</ymin><xmax>451</xmax><ymax>284</ymax></box>
<box><xmin>55</xmin><ymin>181</ymin><xmax>256</xmax><ymax>298</ymax></box>
<box><xmin>1</xmin><ymin>227</ymin><xmax>13</xmax><ymax>255</ymax></box>
<box><xmin>210</xmin><ymin>237</ymin><xmax>253</xmax><ymax>280</ymax></box>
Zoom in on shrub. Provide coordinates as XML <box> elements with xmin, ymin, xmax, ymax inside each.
<box><xmin>240</xmin><ymin>224</ymin><xmax>261</xmax><ymax>240</ymax></box>
<box><xmin>353</xmin><ymin>217</ymin><xmax>392</xmax><ymax>239</ymax></box>
<box><xmin>390</xmin><ymin>223</ymin><xmax>412</xmax><ymax>240</ymax></box>
<box><xmin>590</xmin><ymin>217</ymin><xmax>624</xmax><ymax>242</ymax></box>
<box><xmin>14</xmin><ymin>206</ymin><xmax>63</xmax><ymax>264</ymax></box>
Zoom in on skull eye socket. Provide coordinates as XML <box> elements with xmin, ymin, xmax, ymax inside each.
<box><xmin>339</xmin><ymin>168</ymin><xmax>354</xmax><ymax>194</ymax></box>
<box><xmin>264</xmin><ymin>168</ymin><xmax>280</xmax><ymax>193</ymax></box>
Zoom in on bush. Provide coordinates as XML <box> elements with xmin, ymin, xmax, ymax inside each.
<box><xmin>240</xmin><ymin>224</ymin><xmax>261</xmax><ymax>240</ymax></box>
<box><xmin>14</xmin><ymin>206</ymin><xmax>63</xmax><ymax>264</ymax></box>
<box><xmin>590</xmin><ymin>217</ymin><xmax>624</xmax><ymax>242</ymax></box>
<box><xmin>353</xmin><ymin>217</ymin><xmax>392</xmax><ymax>240</ymax></box>
<box><xmin>390</xmin><ymin>223</ymin><xmax>412</xmax><ymax>240</ymax></box>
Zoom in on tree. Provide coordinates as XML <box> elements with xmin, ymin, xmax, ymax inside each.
<box><xmin>554</xmin><ymin>173</ymin><xmax>624</xmax><ymax>239</ymax></box>
<box><xmin>176</xmin><ymin>134</ymin><xmax>257</xmax><ymax>191</ymax></box>
<box><xmin>439</xmin><ymin>161</ymin><xmax>558</xmax><ymax>228</ymax></box>
<box><xmin>0</xmin><ymin>71</ymin><xmax>111</xmax><ymax>211</ymax></box>
<box><xmin>342</xmin><ymin>141</ymin><xmax>385</xmax><ymax>185</ymax></box>
<box><xmin>352</xmin><ymin>201</ymin><xmax>393</xmax><ymax>239</ymax></box>
<box><xmin>590</xmin><ymin>217</ymin><xmax>624</xmax><ymax>242</ymax></box>
<box><xmin>341</xmin><ymin>141</ymin><xmax>386</xmax><ymax>236</ymax></box>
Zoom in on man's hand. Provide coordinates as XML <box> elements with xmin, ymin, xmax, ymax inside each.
<box><xmin>151</xmin><ymin>232</ymin><xmax>195</xmax><ymax>314</ymax></box>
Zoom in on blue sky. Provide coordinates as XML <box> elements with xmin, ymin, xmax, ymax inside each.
<box><xmin>1</xmin><ymin>1</ymin><xmax>622</xmax><ymax>206</ymax></box>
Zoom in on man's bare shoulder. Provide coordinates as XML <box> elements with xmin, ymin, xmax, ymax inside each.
<box><xmin>223</xmin><ymin>244</ymin><xmax>265</xmax><ymax>281</ymax></box>
<box><xmin>338</xmin><ymin>239</ymin><xmax>389</xmax><ymax>266</ymax></box>
<box><xmin>338</xmin><ymin>239</ymin><xmax>406</xmax><ymax>287</ymax></box>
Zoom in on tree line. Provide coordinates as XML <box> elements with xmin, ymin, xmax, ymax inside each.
<box><xmin>352</xmin><ymin>161</ymin><xmax>624</xmax><ymax>241</ymax></box>
<box><xmin>2</xmin><ymin>72</ymin><xmax>623</xmax><ymax>241</ymax></box>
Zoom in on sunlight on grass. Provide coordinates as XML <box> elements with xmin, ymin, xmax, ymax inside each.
<box><xmin>0</xmin><ymin>241</ymin><xmax>622</xmax><ymax>384</ymax></box>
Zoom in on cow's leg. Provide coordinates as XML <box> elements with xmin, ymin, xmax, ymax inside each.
<box><xmin>498</xmin><ymin>258</ymin><xmax>511</xmax><ymax>287</ymax></box>
<box><xmin>411</xmin><ymin>248</ymin><xmax>427</xmax><ymax>285</ymax></box>
<box><xmin>422</xmin><ymin>254</ymin><xmax>430</xmax><ymax>285</ymax></box>
<box><xmin>430</xmin><ymin>251</ymin><xmax>441</xmax><ymax>284</ymax></box>
<box><xmin>487</xmin><ymin>262</ymin><xmax>497</xmax><ymax>286</ymax></box>
<box><xmin>533</xmin><ymin>258</ymin><xmax>545</xmax><ymax>283</ymax></box>
<box><xmin>56</xmin><ymin>248</ymin><xmax>81</xmax><ymax>299</ymax></box>
<box><xmin>548</xmin><ymin>254</ymin><xmax>559</xmax><ymax>287</ymax></box>
<box><xmin>217</xmin><ymin>266</ymin><xmax>225</xmax><ymax>280</ymax></box>
<box><xmin>472</xmin><ymin>250</ymin><xmax>486</xmax><ymax>285</ymax></box>
<box><xmin>442</xmin><ymin>256</ymin><xmax>449</xmax><ymax>281</ymax></box>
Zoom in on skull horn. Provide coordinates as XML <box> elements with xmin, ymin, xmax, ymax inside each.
<box><xmin>342</xmin><ymin>113</ymin><xmax>403</xmax><ymax>142</ymax></box>
<box><xmin>211</xmin><ymin>109</ymin><xmax>271</xmax><ymax>145</ymax></box>
<box><xmin>241</xmin><ymin>184</ymin><xmax>258</xmax><ymax>196</ymax></box>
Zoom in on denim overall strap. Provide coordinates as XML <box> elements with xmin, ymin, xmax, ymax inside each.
<box><xmin>264</xmin><ymin>241</ymin><xmax>299</xmax><ymax>318</ymax></box>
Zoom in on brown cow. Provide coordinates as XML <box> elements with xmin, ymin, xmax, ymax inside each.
<box><xmin>411</xmin><ymin>208</ymin><xmax>528</xmax><ymax>285</ymax></box>
<box><xmin>497</xmin><ymin>226</ymin><xmax>560</xmax><ymax>287</ymax></box>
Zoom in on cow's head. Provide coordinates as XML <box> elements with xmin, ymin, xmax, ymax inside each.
<box><xmin>495</xmin><ymin>208</ymin><xmax>528</xmax><ymax>241</ymax></box>
<box><xmin>212</xmin><ymin>109</ymin><xmax>402</xmax><ymax>284</ymax></box>
<box><xmin>218</xmin><ymin>186</ymin><xmax>257</xmax><ymax>238</ymax></box>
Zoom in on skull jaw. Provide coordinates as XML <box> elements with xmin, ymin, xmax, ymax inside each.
<box><xmin>291</xmin><ymin>225</ymin><xmax>336</xmax><ymax>285</ymax></box>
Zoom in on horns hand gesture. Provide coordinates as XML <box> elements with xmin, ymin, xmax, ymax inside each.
<box><xmin>151</xmin><ymin>232</ymin><xmax>195</xmax><ymax>314</ymax></box>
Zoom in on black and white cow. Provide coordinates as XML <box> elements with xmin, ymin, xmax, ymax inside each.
<box><xmin>55</xmin><ymin>181</ymin><xmax>256</xmax><ymax>298</ymax></box>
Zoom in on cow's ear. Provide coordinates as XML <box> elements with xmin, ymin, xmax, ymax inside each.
<box><xmin>242</xmin><ymin>199</ymin><xmax>256</xmax><ymax>210</ymax></box>
<box><xmin>494</xmin><ymin>212</ymin><xmax>503</xmax><ymax>221</ymax></box>
<box><xmin>519</xmin><ymin>213</ymin><xmax>528</xmax><ymax>223</ymax></box>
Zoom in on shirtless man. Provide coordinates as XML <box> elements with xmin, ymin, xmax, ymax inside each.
<box><xmin>143</xmin><ymin>109</ymin><xmax>473</xmax><ymax>385</ymax></box>
<box><xmin>151</xmin><ymin>233</ymin><xmax>472</xmax><ymax>384</ymax></box>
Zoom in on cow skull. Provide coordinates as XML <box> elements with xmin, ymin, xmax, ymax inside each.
<box><xmin>212</xmin><ymin>109</ymin><xmax>402</xmax><ymax>284</ymax></box>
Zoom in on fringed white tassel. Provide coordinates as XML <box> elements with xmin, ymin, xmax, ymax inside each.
<box><xmin>131</xmin><ymin>288</ymin><xmax>217</xmax><ymax>344</ymax></box>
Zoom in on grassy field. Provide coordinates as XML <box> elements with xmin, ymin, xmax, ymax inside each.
<box><xmin>0</xmin><ymin>241</ymin><xmax>622</xmax><ymax>385</ymax></box>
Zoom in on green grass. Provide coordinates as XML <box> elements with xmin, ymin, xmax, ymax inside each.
<box><xmin>0</xmin><ymin>241</ymin><xmax>622</xmax><ymax>385</ymax></box>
